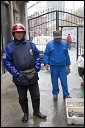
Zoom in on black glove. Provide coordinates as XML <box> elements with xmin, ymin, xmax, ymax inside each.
<box><xmin>66</xmin><ymin>66</ymin><xmax>71</xmax><ymax>75</ymax></box>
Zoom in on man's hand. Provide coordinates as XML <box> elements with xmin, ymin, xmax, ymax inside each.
<box><xmin>45</xmin><ymin>64</ymin><xmax>50</xmax><ymax>70</ymax></box>
<box><xmin>66</xmin><ymin>65</ymin><xmax>70</xmax><ymax>67</ymax></box>
<box><xmin>16</xmin><ymin>76</ymin><xmax>20</xmax><ymax>81</ymax></box>
<box><xmin>66</xmin><ymin>65</ymin><xmax>71</xmax><ymax>75</ymax></box>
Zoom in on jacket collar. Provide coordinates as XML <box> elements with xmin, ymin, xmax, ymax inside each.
<box><xmin>14</xmin><ymin>38</ymin><xmax>27</xmax><ymax>45</ymax></box>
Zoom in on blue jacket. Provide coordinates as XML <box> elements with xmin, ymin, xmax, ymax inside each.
<box><xmin>2</xmin><ymin>39</ymin><xmax>41</xmax><ymax>85</ymax></box>
<box><xmin>44</xmin><ymin>39</ymin><xmax>71</xmax><ymax>66</ymax></box>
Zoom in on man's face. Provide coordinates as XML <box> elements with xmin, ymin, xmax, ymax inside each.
<box><xmin>14</xmin><ymin>31</ymin><xmax>25</xmax><ymax>41</ymax></box>
<box><xmin>54</xmin><ymin>38</ymin><xmax>61</xmax><ymax>43</ymax></box>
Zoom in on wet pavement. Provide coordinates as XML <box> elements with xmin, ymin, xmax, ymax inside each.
<box><xmin>1</xmin><ymin>48</ymin><xmax>84</xmax><ymax>127</ymax></box>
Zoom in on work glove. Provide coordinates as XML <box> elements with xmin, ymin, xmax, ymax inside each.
<box><xmin>66</xmin><ymin>65</ymin><xmax>71</xmax><ymax>75</ymax></box>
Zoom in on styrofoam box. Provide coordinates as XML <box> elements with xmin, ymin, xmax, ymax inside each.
<box><xmin>65</xmin><ymin>98</ymin><xmax>84</xmax><ymax>125</ymax></box>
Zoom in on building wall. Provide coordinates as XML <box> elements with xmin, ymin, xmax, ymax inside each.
<box><xmin>1</xmin><ymin>1</ymin><xmax>28</xmax><ymax>74</ymax></box>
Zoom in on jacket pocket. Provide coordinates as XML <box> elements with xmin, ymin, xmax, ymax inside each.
<box><xmin>50</xmin><ymin>47</ymin><xmax>55</xmax><ymax>52</ymax></box>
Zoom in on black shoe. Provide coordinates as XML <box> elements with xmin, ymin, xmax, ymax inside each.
<box><xmin>53</xmin><ymin>95</ymin><xmax>58</xmax><ymax>100</ymax></box>
<box><xmin>22</xmin><ymin>113</ymin><xmax>28</xmax><ymax>123</ymax></box>
<box><xmin>33</xmin><ymin>112</ymin><xmax>47</xmax><ymax>119</ymax></box>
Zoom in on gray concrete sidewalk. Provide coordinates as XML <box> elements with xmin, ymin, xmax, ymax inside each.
<box><xmin>1</xmin><ymin>48</ymin><xmax>84</xmax><ymax>127</ymax></box>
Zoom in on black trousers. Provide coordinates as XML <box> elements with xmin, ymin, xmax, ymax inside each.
<box><xmin>15</xmin><ymin>82</ymin><xmax>40</xmax><ymax>114</ymax></box>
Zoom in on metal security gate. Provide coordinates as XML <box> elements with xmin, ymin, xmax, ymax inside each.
<box><xmin>28</xmin><ymin>9</ymin><xmax>84</xmax><ymax>59</ymax></box>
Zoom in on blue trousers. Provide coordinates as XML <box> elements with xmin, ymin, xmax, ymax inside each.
<box><xmin>67</xmin><ymin>42</ymin><xmax>71</xmax><ymax>49</ymax></box>
<box><xmin>50</xmin><ymin>65</ymin><xmax>69</xmax><ymax>96</ymax></box>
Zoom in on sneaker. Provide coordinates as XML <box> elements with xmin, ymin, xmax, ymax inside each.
<box><xmin>53</xmin><ymin>95</ymin><xmax>58</xmax><ymax>100</ymax></box>
<box><xmin>63</xmin><ymin>95</ymin><xmax>71</xmax><ymax>99</ymax></box>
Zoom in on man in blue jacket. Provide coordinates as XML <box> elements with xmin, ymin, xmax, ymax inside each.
<box><xmin>2</xmin><ymin>23</ymin><xmax>47</xmax><ymax>123</ymax></box>
<box><xmin>44</xmin><ymin>30</ymin><xmax>71</xmax><ymax>100</ymax></box>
